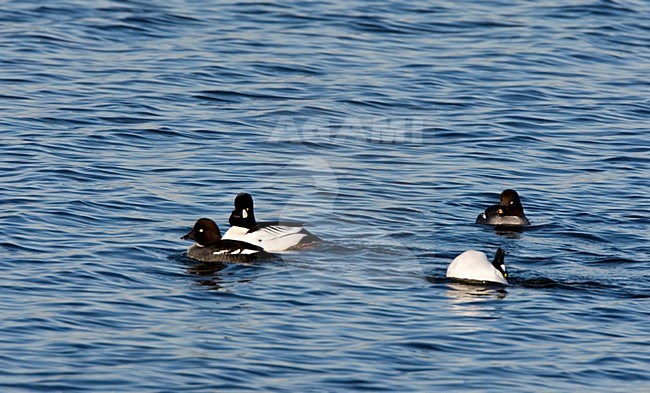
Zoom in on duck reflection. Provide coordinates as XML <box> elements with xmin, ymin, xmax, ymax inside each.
<box><xmin>187</xmin><ymin>261</ymin><xmax>228</xmax><ymax>275</ymax></box>
<box><xmin>442</xmin><ymin>282</ymin><xmax>508</xmax><ymax>319</ymax></box>
<box><xmin>445</xmin><ymin>281</ymin><xmax>508</xmax><ymax>301</ymax></box>
<box><xmin>186</xmin><ymin>261</ymin><xmax>229</xmax><ymax>289</ymax></box>
<box><xmin>426</xmin><ymin>276</ymin><xmax>508</xmax><ymax>301</ymax></box>
<box><xmin>493</xmin><ymin>227</ymin><xmax>523</xmax><ymax>239</ymax></box>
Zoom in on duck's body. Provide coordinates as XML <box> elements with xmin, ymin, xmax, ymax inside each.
<box><xmin>222</xmin><ymin>193</ymin><xmax>319</xmax><ymax>252</ymax></box>
<box><xmin>476</xmin><ymin>189</ymin><xmax>530</xmax><ymax>226</ymax></box>
<box><xmin>446</xmin><ymin>248</ymin><xmax>508</xmax><ymax>285</ymax></box>
<box><xmin>222</xmin><ymin>222</ymin><xmax>314</xmax><ymax>252</ymax></box>
<box><xmin>182</xmin><ymin>218</ymin><xmax>278</xmax><ymax>263</ymax></box>
<box><xmin>477</xmin><ymin>214</ymin><xmax>529</xmax><ymax>226</ymax></box>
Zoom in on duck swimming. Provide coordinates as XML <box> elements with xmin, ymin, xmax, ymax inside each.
<box><xmin>476</xmin><ymin>189</ymin><xmax>530</xmax><ymax>226</ymax></box>
<box><xmin>446</xmin><ymin>248</ymin><xmax>508</xmax><ymax>285</ymax></box>
<box><xmin>181</xmin><ymin>218</ymin><xmax>278</xmax><ymax>263</ymax></box>
<box><xmin>222</xmin><ymin>192</ymin><xmax>319</xmax><ymax>252</ymax></box>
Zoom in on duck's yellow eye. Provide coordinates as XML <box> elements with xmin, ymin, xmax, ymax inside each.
<box><xmin>497</xmin><ymin>208</ymin><xmax>503</xmax><ymax>214</ymax></box>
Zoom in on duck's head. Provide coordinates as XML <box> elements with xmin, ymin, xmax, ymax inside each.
<box><xmin>181</xmin><ymin>218</ymin><xmax>222</xmax><ymax>246</ymax></box>
<box><xmin>497</xmin><ymin>189</ymin><xmax>524</xmax><ymax>216</ymax></box>
<box><xmin>229</xmin><ymin>192</ymin><xmax>256</xmax><ymax>228</ymax></box>
<box><xmin>491</xmin><ymin>248</ymin><xmax>508</xmax><ymax>279</ymax></box>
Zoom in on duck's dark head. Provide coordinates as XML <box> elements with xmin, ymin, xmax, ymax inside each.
<box><xmin>181</xmin><ymin>218</ymin><xmax>222</xmax><ymax>246</ymax></box>
<box><xmin>491</xmin><ymin>248</ymin><xmax>508</xmax><ymax>278</ymax></box>
<box><xmin>229</xmin><ymin>192</ymin><xmax>256</xmax><ymax>228</ymax></box>
<box><xmin>498</xmin><ymin>189</ymin><xmax>524</xmax><ymax>216</ymax></box>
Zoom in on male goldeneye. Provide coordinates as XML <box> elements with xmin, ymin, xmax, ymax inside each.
<box><xmin>446</xmin><ymin>248</ymin><xmax>508</xmax><ymax>285</ymax></box>
<box><xmin>476</xmin><ymin>189</ymin><xmax>530</xmax><ymax>226</ymax></box>
<box><xmin>221</xmin><ymin>192</ymin><xmax>319</xmax><ymax>252</ymax></box>
<box><xmin>181</xmin><ymin>218</ymin><xmax>278</xmax><ymax>263</ymax></box>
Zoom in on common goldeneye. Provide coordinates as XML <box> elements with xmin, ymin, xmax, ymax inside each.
<box><xmin>476</xmin><ymin>189</ymin><xmax>530</xmax><ymax>226</ymax></box>
<box><xmin>181</xmin><ymin>218</ymin><xmax>278</xmax><ymax>263</ymax></box>
<box><xmin>446</xmin><ymin>248</ymin><xmax>508</xmax><ymax>285</ymax></box>
<box><xmin>222</xmin><ymin>192</ymin><xmax>319</xmax><ymax>252</ymax></box>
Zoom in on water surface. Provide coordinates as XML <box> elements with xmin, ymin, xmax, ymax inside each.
<box><xmin>1</xmin><ymin>0</ymin><xmax>649</xmax><ymax>391</ymax></box>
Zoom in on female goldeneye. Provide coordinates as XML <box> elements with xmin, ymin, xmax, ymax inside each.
<box><xmin>221</xmin><ymin>192</ymin><xmax>319</xmax><ymax>252</ymax></box>
<box><xmin>476</xmin><ymin>189</ymin><xmax>530</xmax><ymax>226</ymax></box>
<box><xmin>181</xmin><ymin>218</ymin><xmax>278</xmax><ymax>263</ymax></box>
<box><xmin>446</xmin><ymin>248</ymin><xmax>508</xmax><ymax>285</ymax></box>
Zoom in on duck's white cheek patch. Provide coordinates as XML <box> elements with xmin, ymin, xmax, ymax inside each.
<box><xmin>242</xmin><ymin>209</ymin><xmax>248</xmax><ymax>219</ymax></box>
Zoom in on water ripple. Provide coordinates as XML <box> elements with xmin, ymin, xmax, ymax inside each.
<box><xmin>1</xmin><ymin>0</ymin><xmax>649</xmax><ymax>391</ymax></box>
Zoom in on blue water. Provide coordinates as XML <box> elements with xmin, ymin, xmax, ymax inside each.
<box><xmin>1</xmin><ymin>0</ymin><xmax>649</xmax><ymax>391</ymax></box>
